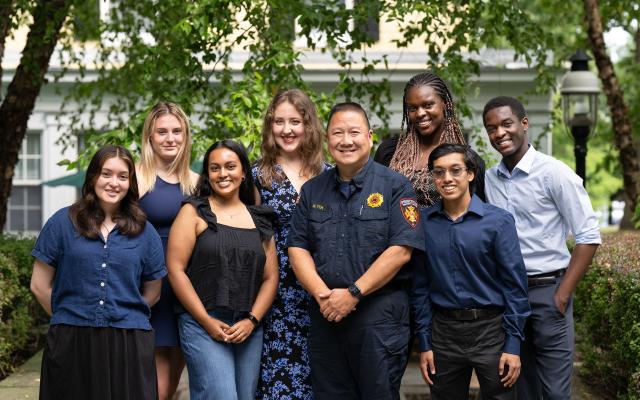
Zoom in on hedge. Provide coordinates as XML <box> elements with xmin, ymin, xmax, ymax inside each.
<box><xmin>575</xmin><ymin>231</ymin><xmax>640</xmax><ymax>400</ymax></box>
<box><xmin>0</xmin><ymin>235</ymin><xmax>47</xmax><ymax>380</ymax></box>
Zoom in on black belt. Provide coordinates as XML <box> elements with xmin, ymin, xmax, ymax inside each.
<box><xmin>436</xmin><ymin>306</ymin><xmax>503</xmax><ymax>321</ymax></box>
<box><xmin>528</xmin><ymin>268</ymin><xmax>566</xmax><ymax>288</ymax></box>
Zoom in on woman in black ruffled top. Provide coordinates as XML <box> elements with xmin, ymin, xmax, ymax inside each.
<box><xmin>167</xmin><ymin>140</ymin><xmax>278</xmax><ymax>400</ymax></box>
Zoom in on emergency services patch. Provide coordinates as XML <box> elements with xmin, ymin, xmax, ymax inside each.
<box><xmin>399</xmin><ymin>198</ymin><xmax>419</xmax><ymax>228</ymax></box>
<box><xmin>367</xmin><ymin>192</ymin><xmax>384</xmax><ymax>208</ymax></box>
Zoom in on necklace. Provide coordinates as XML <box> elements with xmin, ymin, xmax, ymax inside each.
<box><xmin>101</xmin><ymin>221</ymin><xmax>116</xmax><ymax>238</ymax></box>
<box><xmin>211</xmin><ymin>199</ymin><xmax>244</xmax><ymax>219</ymax></box>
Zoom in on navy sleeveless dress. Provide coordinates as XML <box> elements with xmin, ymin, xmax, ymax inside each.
<box><xmin>139</xmin><ymin>176</ymin><xmax>185</xmax><ymax>347</ymax></box>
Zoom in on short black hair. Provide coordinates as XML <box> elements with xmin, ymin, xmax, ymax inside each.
<box><xmin>327</xmin><ymin>102</ymin><xmax>371</xmax><ymax>130</ymax></box>
<box><xmin>428</xmin><ymin>143</ymin><xmax>479</xmax><ymax>194</ymax></box>
<box><xmin>482</xmin><ymin>96</ymin><xmax>527</xmax><ymax>125</ymax></box>
<box><xmin>197</xmin><ymin>139</ymin><xmax>256</xmax><ymax>205</ymax></box>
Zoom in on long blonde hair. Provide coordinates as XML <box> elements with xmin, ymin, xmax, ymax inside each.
<box><xmin>138</xmin><ymin>102</ymin><xmax>195</xmax><ymax>195</ymax></box>
<box><xmin>256</xmin><ymin>89</ymin><xmax>325</xmax><ymax>189</ymax></box>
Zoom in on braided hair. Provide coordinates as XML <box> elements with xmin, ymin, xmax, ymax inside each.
<box><xmin>389</xmin><ymin>72</ymin><xmax>466</xmax><ymax>207</ymax></box>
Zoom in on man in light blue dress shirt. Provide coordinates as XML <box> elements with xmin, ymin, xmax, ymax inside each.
<box><xmin>482</xmin><ymin>96</ymin><xmax>601</xmax><ymax>400</ymax></box>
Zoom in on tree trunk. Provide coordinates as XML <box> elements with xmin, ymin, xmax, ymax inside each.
<box><xmin>0</xmin><ymin>0</ymin><xmax>16</xmax><ymax>96</ymax></box>
<box><xmin>0</xmin><ymin>0</ymin><xmax>71</xmax><ymax>232</ymax></box>
<box><xmin>583</xmin><ymin>0</ymin><xmax>640</xmax><ymax>226</ymax></box>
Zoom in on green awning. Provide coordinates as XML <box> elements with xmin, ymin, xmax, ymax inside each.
<box><xmin>42</xmin><ymin>171</ymin><xmax>86</xmax><ymax>187</ymax></box>
<box><xmin>190</xmin><ymin>158</ymin><xmax>203</xmax><ymax>173</ymax></box>
<box><xmin>43</xmin><ymin>159</ymin><xmax>202</xmax><ymax>188</ymax></box>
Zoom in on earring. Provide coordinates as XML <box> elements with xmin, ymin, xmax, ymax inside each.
<box><xmin>242</xmin><ymin>176</ymin><xmax>246</xmax><ymax>181</ymax></box>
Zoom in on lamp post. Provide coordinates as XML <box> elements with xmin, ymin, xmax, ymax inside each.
<box><xmin>560</xmin><ymin>50</ymin><xmax>600</xmax><ymax>188</ymax></box>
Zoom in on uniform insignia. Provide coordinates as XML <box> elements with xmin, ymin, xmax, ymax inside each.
<box><xmin>312</xmin><ymin>203</ymin><xmax>325</xmax><ymax>210</ymax></box>
<box><xmin>400</xmin><ymin>198</ymin><xmax>419</xmax><ymax>228</ymax></box>
<box><xmin>366</xmin><ymin>192</ymin><xmax>384</xmax><ymax>208</ymax></box>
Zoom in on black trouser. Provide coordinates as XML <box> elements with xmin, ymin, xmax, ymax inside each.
<box><xmin>308</xmin><ymin>290</ymin><xmax>410</xmax><ymax>400</ymax></box>
<box><xmin>429</xmin><ymin>312</ymin><xmax>515</xmax><ymax>400</ymax></box>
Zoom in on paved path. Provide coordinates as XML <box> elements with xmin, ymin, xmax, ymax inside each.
<box><xmin>0</xmin><ymin>351</ymin><xmax>602</xmax><ymax>399</ymax></box>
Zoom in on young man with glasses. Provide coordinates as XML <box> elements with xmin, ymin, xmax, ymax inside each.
<box><xmin>412</xmin><ymin>143</ymin><xmax>530</xmax><ymax>399</ymax></box>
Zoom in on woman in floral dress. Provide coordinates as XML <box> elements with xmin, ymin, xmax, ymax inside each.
<box><xmin>252</xmin><ymin>89</ymin><xmax>327</xmax><ymax>399</ymax></box>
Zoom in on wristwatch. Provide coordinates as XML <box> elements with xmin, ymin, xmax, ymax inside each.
<box><xmin>348</xmin><ymin>283</ymin><xmax>363</xmax><ymax>300</ymax></box>
<box><xmin>247</xmin><ymin>312</ymin><xmax>260</xmax><ymax>327</ymax></box>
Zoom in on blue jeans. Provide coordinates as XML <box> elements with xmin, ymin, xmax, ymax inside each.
<box><xmin>178</xmin><ymin>310</ymin><xmax>263</xmax><ymax>400</ymax></box>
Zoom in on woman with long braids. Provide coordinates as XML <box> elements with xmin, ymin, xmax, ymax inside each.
<box><xmin>375</xmin><ymin>72</ymin><xmax>485</xmax><ymax>207</ymax></box>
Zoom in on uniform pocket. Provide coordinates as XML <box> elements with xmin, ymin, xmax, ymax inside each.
<box><xmin>308</xmin><ymin>209</ymin><xmax>336</xmax><ymax>262</ymax></box>
<box><xmin>355</xmin><ymin>208</ymin><xmax>388</xmax><ymax>246</ymax></box>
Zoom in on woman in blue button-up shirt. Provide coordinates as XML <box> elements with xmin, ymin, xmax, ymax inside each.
<box><xmin>30</xmin><ymin>145</ymin><xmax>167</xmax><ymax>400</ymax></box>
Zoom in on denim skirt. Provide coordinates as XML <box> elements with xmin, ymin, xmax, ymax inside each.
<box><xmin>39</xmin><ymin>324</ymin><xmax>157</xmax><ymax>400</ymax></box>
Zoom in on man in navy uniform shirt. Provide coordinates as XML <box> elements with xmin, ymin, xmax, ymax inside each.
<box><xmin>412</xmin><ymin>143</ymin><xmax>530</xmax><ymax>399</ymax></box>
<box><xmin>288</xmin><ymin>102</ymin><xmax>425</xmax><ymax>400</ymax></box>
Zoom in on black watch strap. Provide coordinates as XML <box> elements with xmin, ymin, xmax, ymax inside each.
<box><xmin>348</xmin><ymin>283</ymin><xmax>363</xmax><ymax>299</ymax></box>
<box><xmin>247</xmin><ymin>312</ymin><xmax>260</xmax><ymax>326</ymax></box>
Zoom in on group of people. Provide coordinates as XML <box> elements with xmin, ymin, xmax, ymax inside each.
<box><xmin>29</xmin><ymin>71</ymin><xmax>601</xmax><ymax>400</ymax></box>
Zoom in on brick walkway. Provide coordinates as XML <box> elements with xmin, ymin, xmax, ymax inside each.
<box><xmin>0</xmin><ymin>351</ymin><xmax>602</xmax><ymax>399</ymax></box>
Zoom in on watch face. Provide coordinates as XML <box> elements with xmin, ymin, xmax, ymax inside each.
<box><xmin>349</xmin><ymin>284</ymin><xmax>361</xmax><ymax>298</ymax></box>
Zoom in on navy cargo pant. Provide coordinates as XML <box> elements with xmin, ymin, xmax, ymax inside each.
<box><xmin>517</xmin><ymin>276</ymin><xmax>574</xmax><ymax>399</ymax></box>
<box><xmin>308</xmin><ymin>290</ymin><xmax>410</xmax><ymax>400</ymax></box>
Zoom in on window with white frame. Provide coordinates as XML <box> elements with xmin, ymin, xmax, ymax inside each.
<box><xmin>6</xmin><ymin>133</ymin><xmax>43</xmax><ymax>232</ymax></box>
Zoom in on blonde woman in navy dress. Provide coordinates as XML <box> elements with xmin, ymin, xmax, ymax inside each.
<box><xmin>30</xmin><ymin>145</ymin><xmax>166</xmax><ymax>400</ymax></box>
<box><xmin>252</xmin><ymin>89</ymin><xmax>327</xmax><ymax>399</ymax></box>
<box><xmin>168</xmin><ymin>140</ymin><xmax>279</xmax><ymax>400</ymax></box>
<box><xmin>137</xmin><ymin>102</ymin><xmax>199</xmax><ymax>400</ymax></box>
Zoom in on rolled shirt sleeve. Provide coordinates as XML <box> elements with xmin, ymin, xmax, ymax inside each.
<box><xmin>547</xmin><ymin>162</ymin><xmax>601</xmax><ymax>245</ymax></box>
<box><xmin>31</xmin><ymin>209</ymin><xmax>64</xmax><ymax>267</ymax></box>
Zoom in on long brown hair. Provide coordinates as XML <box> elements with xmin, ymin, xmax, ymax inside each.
<box><xmin>69</xmin><ymin>145</ymin><xmax>146</xmax><ymax>239</ymax></box>
<box><xmin>256</xmin><ymin>89</ymin><xmax>325</xmax><ymax>189</ymax></box>
<box><xmin>138</xmin><ymin>102</ymin><xmax>195</xmax><ymax>195</ymax></box>
<box><xmin>389</xmin><ymin>72</ymin><xmax>466</xmax><ymax>205</ymax></box>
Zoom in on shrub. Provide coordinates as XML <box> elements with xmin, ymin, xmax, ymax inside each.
<box><xmin>0</xmin><ymin>235</ymin><xmax>47</xmax><ymax>379</ymax></box>
<box><xmin>575</xmin><ymin>231</ymin><xmax>640</xmax><ymax>400</ymax></box>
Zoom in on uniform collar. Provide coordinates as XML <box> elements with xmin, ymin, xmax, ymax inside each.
<box><xmin>332</xmin><ymin>158</ymin><xmax>373</xmax><ymax>189</ymax></box>
<box><xmin>497</xmin><ymin>144</ymin><xmax>536</xmax><ymax>178</ymax></box>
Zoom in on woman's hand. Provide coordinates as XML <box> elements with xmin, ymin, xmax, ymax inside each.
<box><xmin>225</xmin><ymin>319</ymin><xmax>255</xmax><ymax>343</ymax></box>
<box><xmin>205</xmin><ymin>317</ymin><xmax>231</xmax><ymax>342</ymax></box>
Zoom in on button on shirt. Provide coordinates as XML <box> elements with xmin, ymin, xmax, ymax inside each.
<box><xmin>31</xmin><ymin>207</ymin><xmax>167</xmax><ymax>330</ymax></box>
<box><xmin>287</xmin><ymin>158</ymin><xmax>425</xmax><ymax>288</ymax></box>
<box><xmin>412</xmin><ymin>195</ymin><xmax>530</xmax><ymax>355</ymax></box>
<box><xmin>485</xmin><ymin>145</ymin><xmax>602</xmax><ymax>275</ymax></box>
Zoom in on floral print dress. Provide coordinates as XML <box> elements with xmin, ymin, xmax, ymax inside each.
<box><xmin>252</xmin><ymin>163</ymin><xmax>328</xmax><ymax>400</ymax></box>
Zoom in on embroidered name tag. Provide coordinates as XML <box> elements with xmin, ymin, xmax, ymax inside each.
<box><xmin>312</xmin><ymin>203</ymin><xmax>325</xmax><ymax>211</ymax></box>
